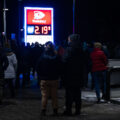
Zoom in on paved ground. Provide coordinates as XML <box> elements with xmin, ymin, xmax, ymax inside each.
<box><xmin>0</xmin><ymin>87</ymin><xmax>120</xmax><ymax>120</ymax></box>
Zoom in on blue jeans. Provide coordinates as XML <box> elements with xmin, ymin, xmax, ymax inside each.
<box><xmin>92</xmin><ymin>70</ymin><xmax>107</xmax><ymax>100</ymax></box>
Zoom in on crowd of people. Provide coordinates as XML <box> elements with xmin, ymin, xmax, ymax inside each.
<box><xmin>0</xmin><ymin>34</ymin><xmax>108</xmax><ymax>116</ymax></box>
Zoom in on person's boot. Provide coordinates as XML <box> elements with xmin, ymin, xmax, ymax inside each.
<box><xmin>11</xmin><ymin>91</ymin><xmax>15</xmax><ymax>98</ymax></box>
<box><xmin>74</xmin><ymin>110</ymin><xmax>81</xmax><ymax>115</ymax></box>
<box><xmin>102</xmin><ymin>94</ymin><xmax>107</xmax><ymax>101</ymax></box>
<box><xmin>0</xmin><ymin>100</ymin><xmax>2</xmax><ymax>105</ymax></box>
<box><xmin>0</xmin><ymin>90</ymin><xmax>3</xmax><ymax>105</ymax></box>
<box><xmin>53</xmin><ymin>109</ymin><xmax>58</xmax><ymax>116</ymax></box>
<box><xmin>63</xmin><ymin>109</ymin><xmax>72</xmax><ymax>116</ymax></box>
<box><xmin>75</xmin><ymin>104</ymin><xmax>81</xmax><ymax>115</ymax></box>
<box><xmin>41</xmin><ymin>109</ymin><xmax>46</xmax><ymax>116</ymax></box>
<box><xmin>97</xmin><ymin>98</ymin><xmax>101</xmax><ymax>104</ymax></box>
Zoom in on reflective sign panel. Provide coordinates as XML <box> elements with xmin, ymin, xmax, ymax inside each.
<box><xmin>24</xmin><ymin>7</ymin><xmax>54</xmax><ymax>44</ymax></box>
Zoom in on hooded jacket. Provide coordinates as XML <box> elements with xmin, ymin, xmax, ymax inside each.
<box><xmin>36</xmin><ymin>49</ymin><xmax>61</xmax><ymax>80</ymax></box>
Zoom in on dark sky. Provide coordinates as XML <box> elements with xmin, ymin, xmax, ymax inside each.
<box><xmin>1</xmin><ymin>0</ymin><xmax>120</xmax><ymax>44</ymax></box>
<box><xmin>1</xmin><ymin>0</ymin><xmax>73</xmax><ymax>44</ymax></box>
<box><xmin>79</xmin><ymin>0</ymin><xmax>120</xmax><ymax>43</ymax></box>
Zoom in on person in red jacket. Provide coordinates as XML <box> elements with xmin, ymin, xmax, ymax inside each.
<box><xmin>90</xmin><ymin>42</ymin><xmax>108</xmax><ymax>103</ymax></box>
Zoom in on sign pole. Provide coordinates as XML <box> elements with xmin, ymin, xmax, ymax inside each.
<box><xmin>73</xmin><ymin>0</ymin><xmax>75</xmax><ymax>34</ymax></box>
<box><xmin>3</xmin><ymin>0</ymin><xmax>7</xmax><ymax>41</ymax></box>
<box><xmin>18</xmin><ymin>0</ymin><xmax>22</xmax><ymax>45</ymax></box>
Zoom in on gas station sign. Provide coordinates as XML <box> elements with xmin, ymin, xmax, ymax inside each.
<box><xmin>24</xmin><ymin>7</ymin><xmax>54</xmax><ymax>44</ymax></box>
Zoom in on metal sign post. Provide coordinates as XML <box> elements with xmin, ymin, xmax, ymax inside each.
<box><xmin>3</xmin><ymin>0</ymin><xmax>8</xmax><ymax>42</ymax></box>
<box><xmin>73</xmin><ymin>0</ymin><xmax>75</xmax><ymax>34</ymax></box>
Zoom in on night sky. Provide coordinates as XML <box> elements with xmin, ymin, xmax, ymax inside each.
<box><xmin>0</xmin><ymin>0</ymin><xmax>120</xmax><ymax>44</ymax></box>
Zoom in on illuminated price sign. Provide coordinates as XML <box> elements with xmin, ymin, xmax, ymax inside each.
<box><xmin>24</xmin><ymin>7</ymin><xmax>54</xmax><ymax>44</ymax></box>
<box><xmin>27</xmin><ymin>25</ymin><xmax>51</xmax><ymax>35</ymax></box>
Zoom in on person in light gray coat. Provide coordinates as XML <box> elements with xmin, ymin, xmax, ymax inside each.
<box><xmin>4</xmin><ymin>48</ymin><xmax>17</xmax><ymax>98</ymax></box>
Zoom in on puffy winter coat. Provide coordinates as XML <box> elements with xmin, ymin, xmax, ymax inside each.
<box><xmin>4</xmin><ymin>52</ymin><xmax>17</xmax><ymax>79</ymax></box>
<box><xmin>36</xmin><ymin>50</ymin><xmax>62</xmax><ymax>80</ymax></box>
<box><xmin>90</xmin><ymin>48</ymin><xmax>108</xmax><ymax>72</ymax></box>
<box><xmin>62</xmin><ymin>47</ymin><xmax>84</xmax><ymax>88</ymax></box>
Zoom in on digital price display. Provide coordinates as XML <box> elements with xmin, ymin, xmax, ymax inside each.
<box><xmin>24</xmin><ymin>7</ymin><xmax>54</xmax><ymax>44</ymax></box>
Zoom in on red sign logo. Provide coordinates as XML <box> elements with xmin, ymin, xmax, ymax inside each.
<box><xmin>27</xmin><ymin>9</ymin><xmax>52</xmax><ymax>25</ymax></box>
<box><xmin>34</xmin><ymin>11</ymin><xmax>45</xmax><ymax>19</ymax></box>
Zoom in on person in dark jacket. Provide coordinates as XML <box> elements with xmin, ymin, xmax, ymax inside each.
<box><xmin>90</xmin><ymin>42</ymin><xmax>108</xmax><ymax>103</ymax></box>
<box><xmin>62</xmin><ymin>34</ymin><xmax>84</xmax><ymax>115</ymax></box>
<box><xmin>36</xmin><ymin>41</ymin><xmax>61</xmax><ymax>116</ymax></box>
<box><xmin>31</xmin><ymin>42</ymin><xmax>44</xmax><ymax>86</ymax></box>
<box><xmin>0</xmin><ymin>44</ymin><xmax>9</xmax><ymax>104</ymax></box>
<box><xmin>21</xmin><ymin>44</ymin><xmax>31</xmax><ymax>88</ymax></box>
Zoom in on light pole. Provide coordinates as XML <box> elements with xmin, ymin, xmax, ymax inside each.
<box><xmin>3</xmin><ymin>0</ymin><xmax>8</xmax><ymax>41</ymax></box>
<box><xmin>73</xmin><ymin>0</ymin><xmax>75</xmax><ymax>34</ymax></box>
<box><xmin>18</xmin><ymin>0</ymin><xmax>22</xmax><ymax>45</ymax></box>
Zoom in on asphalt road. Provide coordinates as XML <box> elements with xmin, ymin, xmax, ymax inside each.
<box><xmin>0</xmin><ymin>88</ymin><xmax>120</xmax><ymax>120</ymax></box>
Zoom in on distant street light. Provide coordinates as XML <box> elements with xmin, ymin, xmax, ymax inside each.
<box><xmin>3</xmin><ymin>8</ymin><xmax>9</xmax><ymax>11</ymax></box>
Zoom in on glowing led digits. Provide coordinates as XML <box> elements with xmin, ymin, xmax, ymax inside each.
<box><xmin>45</xmin><ymin>26</ymin><xmax>48</xmax><ymax>34</ymax></box>
<box><xmin>42</xmin><ymin>26</ymin><xmax>48</xmax><ymax>34</ymax></box>
<box><xmin>34</xmin><ymin>26</ymin><xmax>51</xmax><ymax>35</ymax></box>
<box><xmin>35</xmin><ymin>26</ymin><xmax>40</xmax><ymax>34</ymax></box>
